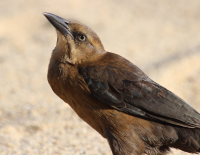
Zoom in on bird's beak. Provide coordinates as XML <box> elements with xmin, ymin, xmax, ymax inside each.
<box><xmin>43</xmin><ymin>12</ymin><xmax>74</xmax><ymax>39</ymax></box>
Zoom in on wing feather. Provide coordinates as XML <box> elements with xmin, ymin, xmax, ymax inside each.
<box><xmin>78</xmin><ymin>55</ymin><xmax>200</xmax><ymax>128</ymax></box>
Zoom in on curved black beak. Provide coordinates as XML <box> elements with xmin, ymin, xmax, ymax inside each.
<box><xmin>43</xmin><ymin>12</ymin><xmax>73</xmax><ymax>38</ymax></box>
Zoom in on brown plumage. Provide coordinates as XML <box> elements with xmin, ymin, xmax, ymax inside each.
<box><xmin>43</xmin><ymin>12</ymin><xmax>200</xmax><ymax>155</ymax></box>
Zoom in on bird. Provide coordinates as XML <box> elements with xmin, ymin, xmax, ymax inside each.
<box><xmin>43</xmin><ymin>12</ymin><xmax>200</xmax><ymax>155</ymax></box>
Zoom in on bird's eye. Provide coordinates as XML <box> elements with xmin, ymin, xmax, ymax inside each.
<box><xmin>78</xmin><ymin>35</ymin><xmax>86</xmax><ymax>41</ymax></box>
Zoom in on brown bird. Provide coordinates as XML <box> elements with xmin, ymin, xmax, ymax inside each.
<box><xmin>43</xmin><ymin>12</ymin><xmax>200</xmax><ymax>155</ymax></box>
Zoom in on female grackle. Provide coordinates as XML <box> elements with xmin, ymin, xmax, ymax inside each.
<box><xmin>43</xmin><ymin>12</ymin><xmax>200</xmax><ymax>155</ymax></box>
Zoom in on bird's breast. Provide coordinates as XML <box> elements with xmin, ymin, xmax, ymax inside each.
<box><xmin>47</xmin><ymin>61</ymin><xmax>109</xmax><ymax>136</ymax></box>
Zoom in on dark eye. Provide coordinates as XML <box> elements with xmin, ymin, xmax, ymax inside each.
<box><xmin>78</xmin><ymin>35</ymin><xmax>86</xmax><ymax>41</ymax></box>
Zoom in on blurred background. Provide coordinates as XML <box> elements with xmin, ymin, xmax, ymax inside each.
<box><xmin>0</xmin><ymin>0</ymin><xmax>200</xmax><ymax>154</ymax></box>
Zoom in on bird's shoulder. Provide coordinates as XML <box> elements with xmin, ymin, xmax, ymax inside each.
<box><xmin>79</xmin><ymin>52</ymin><xmax>148</xmax><ymax>83</ymax></box>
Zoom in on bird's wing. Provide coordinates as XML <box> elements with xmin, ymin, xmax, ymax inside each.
<box><xmin>78</xmin><ymin>57</ymin><xmax>200</xmax><ymax>128</ymax></box>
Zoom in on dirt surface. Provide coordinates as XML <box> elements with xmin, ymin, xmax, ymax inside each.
<box><xmin>1</xmin><ymin>0</ymin><xmax>200</xmax><ymax>154</ymax></box>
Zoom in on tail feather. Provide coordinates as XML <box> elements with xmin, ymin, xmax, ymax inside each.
<box><xmin>171</xmin><ymin>127</ymin><xmax>200</xmax><ymax>153</ymax></box>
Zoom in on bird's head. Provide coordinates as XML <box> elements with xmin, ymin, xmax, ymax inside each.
<box><xmin>43</xmin><ymin>12</ymin><xmax>105</xmax><ymax>65</ymax></box>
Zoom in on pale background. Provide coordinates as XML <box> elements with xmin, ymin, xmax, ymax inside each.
<box><xmin>0</xmin><ymin>0</ymin><xmax>200</xmax><ymax>154</ymax></box>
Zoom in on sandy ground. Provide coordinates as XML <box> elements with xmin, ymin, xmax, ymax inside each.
<box><xmin>0</xmin><ymin>0</ymin><xmax>200</xmax><ymax>154</ymax></box>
